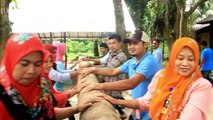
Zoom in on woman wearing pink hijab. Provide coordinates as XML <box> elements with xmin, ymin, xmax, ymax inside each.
<box><xmin>53</xmin><ymin>43</ymin><xmax>74</xmax><ymax>91</ymax></box>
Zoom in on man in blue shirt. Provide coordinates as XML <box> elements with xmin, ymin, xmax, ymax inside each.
<box><xmin>152</xmin><ymin>40</ymin><xmax>163</xmax><ymax>69</ymax></box>
<box><xmin>200</xmin><ymin>41</ymin><xmax>213</xmax><ymax>85</ymax></box>
<box><xmin>81</xmin><ymin>30</ymin><xmax>160</xmax><ymax>120</ymax></box>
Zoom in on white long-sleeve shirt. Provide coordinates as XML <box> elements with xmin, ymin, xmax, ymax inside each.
<box><xmin>48</xmin><ymin>67</ymin><xmax>73</xmax><ymax>83</ymax></box>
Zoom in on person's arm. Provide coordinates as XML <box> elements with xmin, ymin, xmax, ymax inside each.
<box><xmin>100</xmin><ymin>73</ymin><xmax>157</xmax><ymax>110</ymax></box>
<box><xmin>81</xmin><ymin>52</ymin><xmax>110</xmax><ymax>64</ymax></box>
<box><xmin>54</xmin><ymin>97</ymin><xmax>101</xmax><ymax>120</ymax></box>
<box><xmin>200</xmin><ymin>58</ymin><xmax>205</xmax><ymax>68</ymax></box>
<box><xmin>81</xmin><ymin>72</ymin><xmax>146</xmax><ymax>92</ymax></box>
<box><xmin>200</xmin><ymin>50</ymin><xmax>206</xmax><ymax>68</ymax></box>
<box><xmin>57</xmin><ymin>68</ymin><xmax>75</xmax><ymax>73</ymax></box>
<box><xmin>99</xmin><ymin>73</ymin><xmax>145</xmax><ymax>91</ymax></box>
<box><xmin>81</xmin><ymin>67</ymin><xmax>122</xmax><ymax>78</ymax></box>
<box><xmin>81</xmin><ymin>57</ymin><xmax>101</xmax><ymax>64</ymax></box>
<box><xmin>54</xmin><ymin>103</ymin><xmax>92</xmax><ymax>120</ymax></box>
<box><xmin>49</xmin><ymin>68</ymin><xmax>75</xmax><ymax>83</ymax></box>
<box><xmin>100</xmin><ymin>94</ymin><xmax>140</xmax><ymax>109</ymax></box>
<box><xmin>90</xmin><ymin>58</ymin><xmax>101</xmax><ymax>64</ymax></box>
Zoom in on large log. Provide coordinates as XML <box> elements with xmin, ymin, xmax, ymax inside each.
<box><xmin>78</xmin><ymin>71</ymin><xmax>120</xmax><ymax>120</ymax></box>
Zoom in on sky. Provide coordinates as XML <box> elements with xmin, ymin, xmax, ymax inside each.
<box><xmin>9</xmin><ymin>0</ymin><xmax>135</xmax><ymax>33</ymax></box>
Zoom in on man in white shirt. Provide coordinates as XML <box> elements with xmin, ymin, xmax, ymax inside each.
<box><xmin>152</xmin><ymin>40</ymin><xmax>163</xmax><ymax>69</ymax></box>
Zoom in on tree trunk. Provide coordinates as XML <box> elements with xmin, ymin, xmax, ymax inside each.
<box><xmin>174</xmin><ymin>0</ymin><xmax>207</xmax><ymax>39</ymax></box>
<box><xmin>0</xmin><ymin>0</ymin><xmax>11</xmax><ymax>62</ymax></box>
<box><xmin>164</xmin><ymin>0</ymin><xmax>169</xmax><ymax>58</ymax></box>
<box><xmin>112</xmin><ymin>0</ymin><xmax>130</xmax><ymax>59</ymax></box>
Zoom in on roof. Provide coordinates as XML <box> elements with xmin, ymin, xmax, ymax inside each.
<box><xmin>35</xmin><ymin>32</ymin><xmax>113</xmax><ymax>41</ymax></box>
<box><xmin>197</xmin><ymin>15</ymin><xmax>213</xmax><ymax>24</ymax></box>
<box><xmin>192</xmin><ymin>23</ymin><xmax>210</xmax><ymax>31</ymax></box>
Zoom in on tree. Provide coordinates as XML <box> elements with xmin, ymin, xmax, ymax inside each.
<box><xmin>0</xmin><ymin>0</ymin><xmax>12</xmax><ymax>62</ymax></box>
<box><xmin>112</xmin><ymin>0</ymin><xmax>130</xmax><ymax>58</ymax></box>
<box><xmin>125</xmin><ymin>0</ymin><xmax>148</xmax><ymax>30</ymax></box>
<box><xmin>174</xmin><ymin>0</ymin><xmax>208</xmax><ymax>39</ymax></box>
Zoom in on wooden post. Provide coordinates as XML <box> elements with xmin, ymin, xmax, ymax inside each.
<box><xmin>77</xmin><ymin>68</ymin><xmax>120</xmax><ymax>120</ymax></box>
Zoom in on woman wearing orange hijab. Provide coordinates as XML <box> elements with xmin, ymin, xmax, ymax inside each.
<box><xmin>99</xmin><ymin>37</ymin><xmax>212</xmax><ymax>120</ymax></box>
<box><xmin>0</xmin><ymin>33</ymin><xmax>93</xmax><ymax>120</ymax></box>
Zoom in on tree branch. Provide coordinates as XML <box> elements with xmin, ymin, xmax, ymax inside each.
<box><xmin>185</xmin><ymin>0</ymin><xmax>207</xmax><ymax>17</ymax></box>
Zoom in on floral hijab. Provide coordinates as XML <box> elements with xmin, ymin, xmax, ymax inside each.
<box><xmin>0</xmin><ymin>33</ymin><xmax>55</xmax><ymax>119</ymax></box>
<box><xmin>42</xmin><ymin>49</ymin><xmax>69</xmax><ymax>107</ymax></box>
<box><xmin>149</xmin><ymin>37</ymin><xmax>202</xmax><ymax>119</ymax></box>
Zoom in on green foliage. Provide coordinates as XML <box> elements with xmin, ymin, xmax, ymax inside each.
<box><xmin>125</xmin><ymin>0</ymin><xmax>148</xmax><ymax>29</ymax></box>
<box><xmin>66</xmin><ymin>39</ymin><xmax>94</xmax><ymax>60</ymax></box>
<box><xmin>65</xmin><ymin>39</ymin><xmax>108</xmax><ymax>60</ymax></box>
<box><xmin>10</xmin><ymin>0</ymin><xmax>19</xmax><ymax>9</ymax></box>
<box><xmin>192</xmin><ymin>0</ymin><xmax>213</xmax><ymax>23</ymax></box>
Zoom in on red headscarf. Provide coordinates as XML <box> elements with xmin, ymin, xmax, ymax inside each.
<box><xmin>42</xmin><ymin>49</ymin><xmax>69</xmax><ymax>107</ymax></box>
<box><xmin>149</xmin><ymin>37</ymin><xmax>202</xmax><ymax>119</ymax></box>
<box><xmin>43</xmin><ymin>44</ymin><xmax>57</xmax><ymax>54</ymax></box>
<box><xmin>0</xmin><ymin>33</ymin><xmax>44</xmax><ymax>107</ymax></box>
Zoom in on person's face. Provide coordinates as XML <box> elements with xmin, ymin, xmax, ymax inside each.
<box><xmin>200</xmin><ymin>45</ymin><xmax>205</xmax><ymax>50</ymax></box>
<box><xmin>100</xmin><ymin>47</ymin><xmax>108</xmax><ymax>55</ymax></box>
<box><xmin>175</xmin><ymin>47</ymin><xmax>195</xmax><ymax>77</ymax></box>
<box><xmin>152</xmin><ymin>40</ymin><xmax>159</xmax><ymax>49</ymax></box>
<box><xmin>127</xmin><ymin>41</ymin><xmax>148</xmax><ymax>56</ymax></box>
<box><xmin>43</xmin><ymin>56</ymin><xmax>53</xmax><ymax>74</ymax></box>
<box><xmin>107</xmin><ymin>39</ymin><xmax>121</xmax><ymax>53</ymax></box>
<box><xmin>12</xmin><ymin>51</ymin><xmax>43</xmax><ymax>86</ymax></box>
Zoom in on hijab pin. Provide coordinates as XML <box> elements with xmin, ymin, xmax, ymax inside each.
<box><xmin>169</xmin><ymin>87</ymin><xmax>173</xmax><ymax>92</ymax></box>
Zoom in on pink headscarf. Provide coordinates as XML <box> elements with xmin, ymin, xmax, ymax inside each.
<box><xmin>53</xmin><ymin>43</ymin><xmax>66</xmax><ymax>62</ymax></box>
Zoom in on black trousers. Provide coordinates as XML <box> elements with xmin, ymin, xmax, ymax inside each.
<box><xmin>201</xmin><ymin>70</ymin><xmax>213</xmax><ymax>85</ymax></box>
<box><xmin>112</xmin><ymin>96</ymin><xmax>125</xmax><ymax>115</ymax></box>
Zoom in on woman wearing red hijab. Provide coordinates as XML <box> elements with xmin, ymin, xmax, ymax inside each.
<box><xmin>0</xmin><ymin>33</ymin><xmax>93</xmax><ymax>120</ymax></box>
<box><xmin>42</xmin><ymin>49</ymin><xmax>86</xmax><ymax>107</ymax></box>
<box><xmin>98</xmin><ymin>37</ymin><xmax>212</xmax><ymax>120</ymax></box>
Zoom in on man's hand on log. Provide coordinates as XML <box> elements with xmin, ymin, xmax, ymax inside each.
<box><xmin>79</xmin><ymin>67</ymin><xmax>95</xmax><ymax>78</ymax></box>
<box><xmin>81</xmin><ymin>57</ymin><xmax>90</xmax><ymax>61</ymax></box>
<box><xmin>81</xmin><ymin>82</ymin><xmax>102</xmax><ymax>93</ymax></box>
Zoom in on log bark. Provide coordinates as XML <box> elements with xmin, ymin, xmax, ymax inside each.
<box><xmin>78</xmin><ymin>72</ymin><xmax>120</xmax><ymax>120</ymax></box>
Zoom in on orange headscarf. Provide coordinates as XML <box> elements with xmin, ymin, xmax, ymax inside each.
<box><xmin>149</xmin><ymin>37</ymin><xmax>202</xmax><ymax>119</ymax></box>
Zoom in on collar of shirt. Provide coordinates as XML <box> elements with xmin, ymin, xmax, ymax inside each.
<box><xmin>109</xmin><ymin>49</ymin><xmax>122</xmax><ymax>56</ymax></box>
<box><xmin>131</xmin><ymin>51</ymin><xmax>149</xmax><ymax>69</ymax></box>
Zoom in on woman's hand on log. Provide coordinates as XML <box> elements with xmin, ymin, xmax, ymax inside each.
<box><xmin>97</xmin><ymin>94</ymin><xmax>118</xmax><ymax>104</ymax></box>
<box><xmin>77</xmin><ymin>97</ymin><xmax>101</xmax><ymax>112</ymax></box>
<box><xmin>75</xmin><ymin>82</ymin><xmax>89</xmax><ymax>93</ymax></box>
